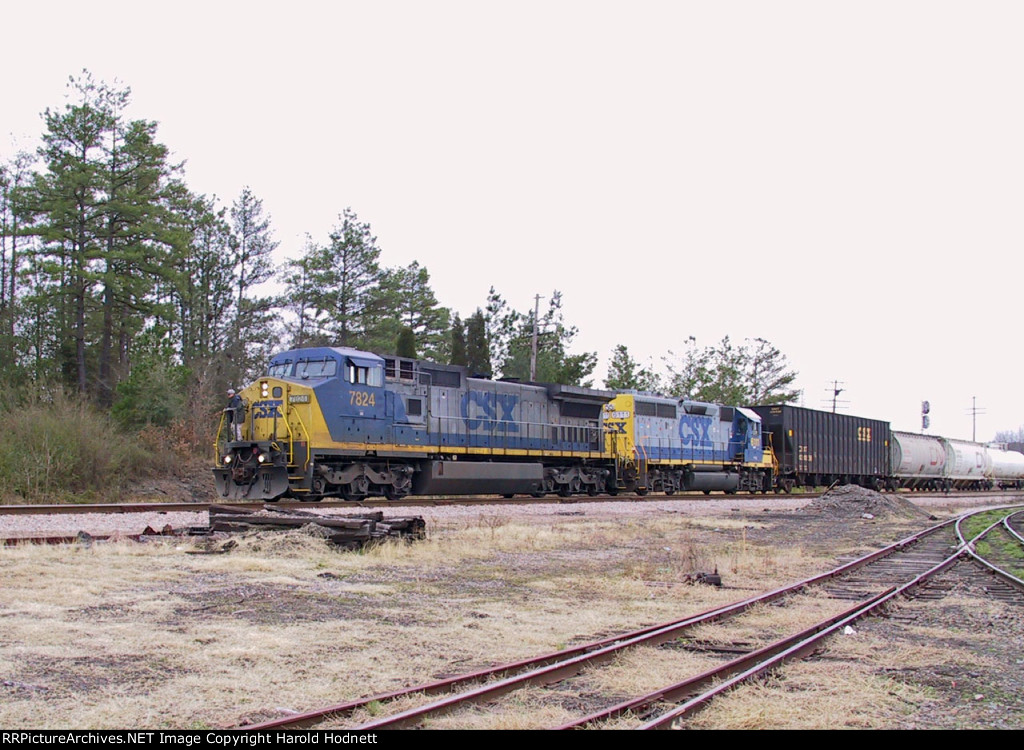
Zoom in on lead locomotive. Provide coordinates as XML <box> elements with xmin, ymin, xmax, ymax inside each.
<box><xmin>213</xmin><ymin>346</ymin><xmax>771</xmax><ymax>501</ymax></box>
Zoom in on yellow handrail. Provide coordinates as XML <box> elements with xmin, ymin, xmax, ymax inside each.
<box><xmin>213</xmin><ymin>411</ymin><xmax>228</xmax><ymax>466</ymax></box>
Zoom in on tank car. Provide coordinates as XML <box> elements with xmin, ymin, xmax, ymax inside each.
<box><xmin>943</xmin><ymin>438</ymin><xmax>993</xmax><ymax>490</ymax></box>
<box><xmin>213</xmin><ymin>346</ymin><xmax>615</xmax><ymax>501</ymax></box>
<box><xmin>602</xmin><ymin>393</ymin><xmax>773</xmax><ymax>494</ymax></box>
<box><xmin>890</xmin><ymin>431</ymin><xmax>949</xmax><ymax>490</ymax></box>
<box><xmin>987</xmin><ymin>444</ymin><xmax>1024</xmax><ymax>489</ymax></box>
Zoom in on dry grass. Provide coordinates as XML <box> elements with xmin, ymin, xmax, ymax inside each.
<box><xmin>2</xmin><ymin>505</ymin><xmax>1016</xmax><ymax>730</ymax></box>
<box><xmin>0</xmin><ymin>512</ymin><xmax>811</xmax><ymax>729</ymax></box>
<box><xmin>685</xmin><ymin>661</ymin><xmax>931</xmax><ymax>729</ymax></box>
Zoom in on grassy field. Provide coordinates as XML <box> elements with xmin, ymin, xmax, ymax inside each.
<box><xmin>1</xmin><ymin>501</ymin><xmax>1021</xmax><ymax>729</ymax></box>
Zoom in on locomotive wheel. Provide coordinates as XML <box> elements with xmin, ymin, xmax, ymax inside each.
<box><xmin>342</xmin><ymin>476</ymin><xmax>370</xmax><ymax>501</ymax></box>
<box><xmin>586</xmin><ymin>483</ymin><xmax>599</xmax><ymax>496</ymax></box>
<box><xmin>558</xmin><ymin>483</ymin><xmax>572</xmax><ymax>498</ymax></box>
<box><xmin>636</xmin><ymin>487</ymin><xmax>648</xmax><ymax>496</ymax></box>
<box><xmin>531</xmin><ymin>491</ymin><xmax>546</xmax><ymax>498</ymax></box>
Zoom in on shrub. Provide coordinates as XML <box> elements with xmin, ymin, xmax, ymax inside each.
<box><xmin>0</xmin><ymin>388</ymin><xmax>173</xmax><ymax>503</ymax></box>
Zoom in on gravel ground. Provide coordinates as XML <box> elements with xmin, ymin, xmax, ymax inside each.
<box><xmin>0</xmin><ymin>491</ymin><xmax>1008</xmax><ymax>539</ymax></box>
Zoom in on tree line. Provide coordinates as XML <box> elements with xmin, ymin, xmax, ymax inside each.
<box><xmin>0</xmin><ymin>72</ymin><xmax>801</xmax><ymax>440</ymax></box>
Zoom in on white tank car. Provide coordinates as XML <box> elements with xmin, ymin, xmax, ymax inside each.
<box><xmin>986</xmin><ymin>444</ymin><xmax>1024</xmax><ymax>489</ymax></box>
<box><xmin>891</xmin><ymin>431</ymin><xmax>948</xmax><ymax>489</ymax></box>
<box><xmin>943</xmin><ymin>438</ymin><xmax>992</xmax><ymax>489</ymax></box>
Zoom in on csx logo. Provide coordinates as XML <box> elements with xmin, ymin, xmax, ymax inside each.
<box><xmin>461</xmin><ymin>391</ymin><xmax>519</xmax><ymax>431</ymax></box>
<box><xmin>679</xmin><ymin>415</ymin><xmax>713</xmax><ymax>446</ymax></box>
<box><xmin>252</xmin><ymin>399</ymin><xmax>283</xmax><ymax>419</ymax></box>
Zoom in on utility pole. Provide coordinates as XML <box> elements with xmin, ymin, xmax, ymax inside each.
<box><xmin>967</xmin><ymin>396</ymin><xmax>986</xmax><ymax>442</ymax></box>
<box><xmin>826</xmin><ymin>380</ymin><xmax>846</xmax><ymax>413</ymax></box>
<box><xmin>530</xmin><ymin>294</ymin><xmax>543</xmax><ymax>381</ymax></box>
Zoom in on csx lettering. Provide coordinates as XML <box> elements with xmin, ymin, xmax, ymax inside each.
<box><xmin>350</xmin><ymin>390</ymin><xmax>376</xmax><ymax>408</ymax></box>
<box><xmin>678</xmin><ymin>415</ymin><xmax>712</xmax><ymax>446</ymax></box>
<box><xmin>252</xmin><ymin>399</ymin><xmax>283</xmax><ymax>419</ymax></box>
<box><xmin>461</xmin><ymin>391</ymin><xmax>519</xmax><ymax>431</ymax></box>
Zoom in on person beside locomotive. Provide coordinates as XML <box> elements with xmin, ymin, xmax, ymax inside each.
<box><xmin>224</xmin><ymin>388</ymin><xmax>244</xmax><ymax>441</ymax></box>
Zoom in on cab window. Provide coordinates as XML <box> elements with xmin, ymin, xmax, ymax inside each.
<box><xmin>347</xmin><ymin>361</ymin><xmax>383</xmax><ymax>387</ymax></box>
<box><xmin>295</xmin><ymin>358</ymin><xmax>337</xmax><ymax>379</ymax></box>
<box><xmin>267</xmin><ymin>362</ymin><xmax>292</xmax><ymax>377</ymax></box>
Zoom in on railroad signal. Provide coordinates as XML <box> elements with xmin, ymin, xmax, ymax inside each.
<box><xmin>922</xmin><ymin>415</ymin><xmax>930</xmax><ymax>430</ymax></box>
<box><xmin>921</xmin><ymin>401</ymin><xmax>930</xmax><ymax>415</ymax></box>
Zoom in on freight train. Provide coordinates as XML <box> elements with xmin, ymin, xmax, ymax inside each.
<box><xmin>753</xmin><ymin>404</ymin><xmax>1024</xmax><ymax>493</ymax></box>
<box><xmin>212</xmin><ymin>346</ymin><xmax>1024</xmax><ymax>501</ymax></box>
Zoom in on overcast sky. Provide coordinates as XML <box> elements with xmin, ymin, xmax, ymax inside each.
<box><xmin>3</xmin><ymin>1</ymin><xmax>1023</xmax><ymax>441</ymax></box>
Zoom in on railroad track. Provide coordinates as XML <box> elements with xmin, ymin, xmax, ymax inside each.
<box><xmin>238</xmin><ymin>505</ymin><xmax>1024</xmax><ymax>731</ymax></box>
<box><xmin>954</xmin><ymin>507</ymin><xmax>1024</xmax><ymax>598</ymax></box>
<box><xmin>1</xmin><ymin>488</ymin><xmax>1019</xmax><ymax>516</ymax></box>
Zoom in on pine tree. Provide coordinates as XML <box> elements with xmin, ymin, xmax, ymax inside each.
<box><xmin>226</xmin><ymin>186</ymin><xmax>279</xmax><ymax>382</ymax></box>
<box><xmin>28</xmin><ymin>73</ymin><xmax>189</xmax><ymax>402</ymax></box>
<box><xmin>33</xmin><ymin>73</ymin><xmax>110</xmax><ymax>394</ymax></box>
<box><xmin>322</xmin><ymin>207</ymin><xmax>381</xmax><ymax>347</ymax></box>
<box><xmin>604</xmin><ymin>344</ymin><xmax>659</xmax><ymax>392</ymax></box>
<box><xmin>449</xmin><ymin>313</ymin><xmax>467</xmax><ymax>366</ymax></box>
<box><xmin>366</xmin><ymin>261</ymin><xmax>449</xmax><ymax>359</ymax></box>
<box><xmin>396</xmin><ymin>326</ymin><xmax>417</xmax><ymax>358</ymax></box>
<box><xmin>465</xmin><ymin>309</ymin><xmax>491</xmax><ymax>377</ymax></box>
<box><xmin>281</xmin><ymin>235</ymin><xmax>334</xmax><ymax>348</ymax></box>
<box><xmin>484</xmin><ymin>287</ymin><xmax>519</xmax><ymax>375</ymax></box>
<box><xmin>498</xmin><ymin>291</ymin><xmax>596</xmax><ymax>386</ymax></box>
<box><xmin>170</xmin><ymin>190</ymin><xmax>235</xmax><ymax>366</ymax></box>
<box><xmin>0</xmin><ymin>150</ymin><xmax>35</xmax><ymax>374</ymax></box>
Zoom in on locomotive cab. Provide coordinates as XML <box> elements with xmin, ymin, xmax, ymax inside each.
<box><xmin>214</xmin><ymin>347</ymin><xmax>390</xmax><ymax>500</ymax></box>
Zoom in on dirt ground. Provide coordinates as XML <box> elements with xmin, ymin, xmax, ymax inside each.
<box><xmin>1</xmin><ymin>489</ymin><xmax>1022</xmax><ymax>730</ymax></box>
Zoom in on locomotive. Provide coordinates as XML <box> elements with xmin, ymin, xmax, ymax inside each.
<box><xmin>212</xmin><ymin>346</ymin><xmax>770</xmax><ymax>501</ymax></box>
<box><xmin>213</xmin><ymin>345</ymin><xmax>1024</xmax><ymax>501</ymax></box>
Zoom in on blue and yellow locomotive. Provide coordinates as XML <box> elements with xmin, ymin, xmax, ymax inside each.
<box><xmin>213</xmin><ymin>346</ymin><xmax>775</xmax><ymax>501</ymax></box>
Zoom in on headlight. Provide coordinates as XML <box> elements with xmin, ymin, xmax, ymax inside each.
<box><xmin>257</xmin><ymin>453</ymin><xmax>267</xmax><ymax>464</ymax></box>
<box><xmin>223</xmin><ymin>454</ymin><xmax>233</xmax><ymax>464</ymax></box>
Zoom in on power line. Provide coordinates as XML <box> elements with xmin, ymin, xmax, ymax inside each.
<box><xmin>966</xmin><ymin>396</ymin><xmax>986</xmax><ymax>442</ymax></box>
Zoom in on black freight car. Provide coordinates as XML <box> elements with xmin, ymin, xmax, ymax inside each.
<box><xmin>750</xmin><ymin>405</ymin><xmax>891</xmax><ymax>493</ymax></box>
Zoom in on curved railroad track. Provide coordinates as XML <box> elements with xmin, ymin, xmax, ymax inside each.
<box><xmin>237</xmin><ymin>504</ymin><xmax>1024</xmax><ymax>731</ymax></box>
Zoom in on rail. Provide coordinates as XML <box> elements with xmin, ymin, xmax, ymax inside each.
<box><xmin>240</xmin><ymin>515</ymin><xmax>975</xmax><ymax>730</ymax></box>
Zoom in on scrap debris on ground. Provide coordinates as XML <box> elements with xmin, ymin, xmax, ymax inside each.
<box><xmin>205</xmin><ymin>505</ymin><xmax>426</xmax><ymax>550</ymax></box>
<box><xmin>805</xmin><ymin>484</ymin><xmax>935</xmax><ymax>520</ymax></box>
